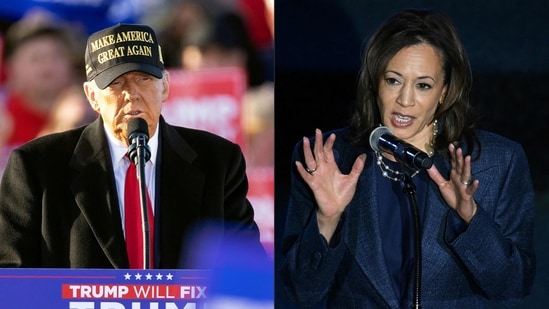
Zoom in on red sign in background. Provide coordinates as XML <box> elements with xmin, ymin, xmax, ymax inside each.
<box><xmin>163</xmin><ymin>68</ymin><xmax>246</xmax><ymax>148</ymax></box>
<box><xmin>163</xmin><ymin>67</ymin><xmax>274</xmax><ymax>258</ymax></box>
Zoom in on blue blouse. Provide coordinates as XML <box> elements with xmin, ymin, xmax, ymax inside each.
<box><xmin>376</xmin><ymin>158</ymin><xmax>428</xmax><ymax>306</ymax></box>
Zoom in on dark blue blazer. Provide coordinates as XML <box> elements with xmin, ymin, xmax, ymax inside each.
<box><xmin>280</xmin><ymin>128</ymin><xmax>536</xmax><ymax>308</ymax></box>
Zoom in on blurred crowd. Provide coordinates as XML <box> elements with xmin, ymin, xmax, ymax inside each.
<box><xmin>0</xmin><ymin>2</ymin><xmax>274</xmax><ymax>306</ymax></box>
<box><xmin>0</xmin><ymin>0</ymin><xmax>274</xmax><ymax>175</ymax></box>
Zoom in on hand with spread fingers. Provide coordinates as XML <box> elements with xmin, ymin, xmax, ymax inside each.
<box><xmin>427</xmin><ymin>143</ymin><xmax>479</xmax><ymax>223</ymax></box>
<box><xmin>295</xmin><ymin>128</ymin><xmax>366</xmax><ymax>241</ymax></box>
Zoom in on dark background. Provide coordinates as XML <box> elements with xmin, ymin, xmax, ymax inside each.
<box><xmin>274</xmin><ymin>0</ymin><xmax>549</xmax><ymax>308</ymax></box>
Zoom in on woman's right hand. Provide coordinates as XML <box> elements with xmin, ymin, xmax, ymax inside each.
<box><xmin>295</xmin><ymin>129</ymin><xmax>366</xmax><ymax>242</ymax></box>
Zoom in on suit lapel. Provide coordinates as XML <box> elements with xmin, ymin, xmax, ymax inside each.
<box><xmin>420</xmin><ymin>155</ymin><xmax>454</xmax><ymax>282</ymax></box>
<box><xmin>351</xmin><ymin>153</ymin><xmax>399</xmax><ymax>307</ymax></box>
<box><xmin>156</xmin><ymin>120</ymin><xmax>206</xmax><ymax>268</ymax></box>
<box><xmin>69</xmin><ymin>118</ymin><xmax>128</xmax><ymax>268</ymax></box>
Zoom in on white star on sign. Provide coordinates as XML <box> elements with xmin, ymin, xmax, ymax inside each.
<box><xmin>156</xmin><ymin>273</ymin><xmax>163</xmax><ymax>280</ymax></box>
<box><xmin>135</xmin><ymin>273</ymin><xmax>142</xmax><ymax>280</ymax></box>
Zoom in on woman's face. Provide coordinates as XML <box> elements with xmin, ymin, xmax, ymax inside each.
<box><xmin>377</xmin><ymin>43</ymin><xmax>447</xmax><ymax>152</ymax></box>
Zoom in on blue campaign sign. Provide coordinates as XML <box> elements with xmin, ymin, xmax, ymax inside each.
<box><xmin>0</xmin><ymin>268</ymin><xmax>210</xmax><ymax>308</ymax></box>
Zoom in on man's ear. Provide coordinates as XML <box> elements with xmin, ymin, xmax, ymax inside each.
<box><xmin>161</xmin><ymin>71</ymin><xmax>170</xmax><ymax>102</ymax></box>
<box><xmin>83</xmin><ymin>81</ymin><xmax>99</xmax><ymax>112</ymax></box>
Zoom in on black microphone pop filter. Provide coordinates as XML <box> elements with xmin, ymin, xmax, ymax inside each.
<box><xmin>127</xmin><ymin>118</ymin><xmax>151</xmax><ymax>164</ymax></box>
<box><xmin>127</xmin><ymin>117</ymin><xmax>149</xmax><ymax>142</ymax></box>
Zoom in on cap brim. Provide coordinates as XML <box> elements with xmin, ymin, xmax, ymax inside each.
<box><xmin>93</xmin><ymin>62</ymin><xmax>163</xmax><ymax>89</ymax></box>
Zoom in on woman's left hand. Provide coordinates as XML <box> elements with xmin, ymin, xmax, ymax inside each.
<box><xmin>427</xmin><ymin>143</ymin><xmax>478</xmax><ymax>223</ymax></box>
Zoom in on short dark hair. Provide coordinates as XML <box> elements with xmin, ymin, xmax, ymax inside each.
<box><xmin>348</xmin><ymin>9</ymin><xmax>479</xmax><ymax>157</ymax></box>
<box><xmin>4</xmin><ymin>13</ymin><xmax>73</xmax><ymax>60</ymax></box>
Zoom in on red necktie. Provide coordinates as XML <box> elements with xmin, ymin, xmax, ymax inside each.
<box><xmin>124</xmin><ymin>160</ymin><xmax>154</xmax><ymax>269</ymax></box>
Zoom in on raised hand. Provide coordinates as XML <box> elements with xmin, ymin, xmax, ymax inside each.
<box><xmin>295</xmin><ymin>129</ymin><xmax>366</xmax><ymax>242</ymax></box>
<box><xmin>427</xmin><ymin>143</ymin><xmax>479</xmax><ymax>223</ymax></box>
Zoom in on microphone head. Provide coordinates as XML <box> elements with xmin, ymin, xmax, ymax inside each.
<box><xmin>127</xmin><ymin>118</ymin><xmax>149</xmax><ymax>143</ymax></box>
<box><xmin>369</xmin><ymin>126</ymin><xmax>392</xmax><ymax>152</ymax></box>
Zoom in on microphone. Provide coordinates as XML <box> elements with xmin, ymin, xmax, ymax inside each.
<box><xmin>369</xmin><ymin>126</ymin><xmax>433</xmax><ymax>170</ymax></box>
<box><xmin>127</xmin><ymin>118</ymin><xmax>151</xmax><ymax>165</ymax></box>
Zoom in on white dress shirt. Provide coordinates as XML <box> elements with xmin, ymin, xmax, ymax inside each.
<box><xmin>104</xmin><ymin>122</ymin><xmax>159</xmax><ymax>237</ymax></box>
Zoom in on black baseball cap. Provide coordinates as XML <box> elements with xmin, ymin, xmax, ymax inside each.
<box><xmin>85</xmin><ymin>23</ymin><xmax>164</xmax><ymax>89</ymax></box>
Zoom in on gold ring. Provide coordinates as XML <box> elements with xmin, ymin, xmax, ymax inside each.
<box><xmin>305</xmin><ymin>167</ymin><xmax>317</xmax><ymax>175</ymax></box>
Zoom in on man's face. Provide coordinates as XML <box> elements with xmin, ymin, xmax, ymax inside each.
<box><xmin>8</xmin><ymin>35</ymin><xmax>73</xmax><ymax>100</ymax></box>
<box><xmin>84</xmin><ymin>71</ymin><xmax>169</xmax><ymax>145</ymax></box>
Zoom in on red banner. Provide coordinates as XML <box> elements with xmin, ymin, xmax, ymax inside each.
<box><xmin>163</xmin><ymin>67</ymin><xmax>246</xmax><ymax>149</ymax></box>
<box><xmin>162</xmin><ymin>67</ymin><xmax>273</xmax><ymax>257</ymax></box>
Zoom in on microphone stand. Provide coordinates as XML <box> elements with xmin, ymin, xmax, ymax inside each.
<box><xmin>401</xmin><ymin>173</ymin><xmax>422</xmax><ymax>309</ymax></box>
<box><xmin>131</xmin><ymin>135</ymin><xmax>152</xmax><ymax>270</ymax></box>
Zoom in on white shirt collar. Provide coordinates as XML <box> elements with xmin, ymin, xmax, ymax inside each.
<box><xmin>104</xmin><ymin>121</ymin><xmax>159</xmax><ymax>166</ymax></box>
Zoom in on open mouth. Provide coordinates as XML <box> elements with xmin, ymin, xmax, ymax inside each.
<box><xmin>392</xmin><ymin>113</ymin><xmax>414</xmax><ymax>126</ymax></box>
